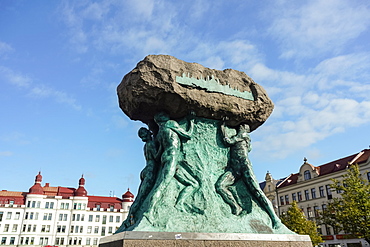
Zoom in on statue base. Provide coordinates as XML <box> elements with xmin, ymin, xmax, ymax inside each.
<box><xmin>99</xmin><ymin>231</ymin><xmax>312</xmax><ymax>247</ymax></box>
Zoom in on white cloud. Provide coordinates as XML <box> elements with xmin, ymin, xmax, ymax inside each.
<box><xmin>0</xmin><ymin>66</ymin><xmax>81</xmax><ymax>110</ymax></box>
<box><xmin>0</xmin><ymin>66</ymin><xmax>32</xmax><ymax>88</ymax></box>
<box><xmin>1</xmin><ymin>132</ymin><xmax>30</xmax><ymax>146</ymax></box>
<box><xmin>0</xmin><ymin>151</ymin><xmax>13</xmax><ymax>157</ymax></box>
<box><xmin>30</xmin><ymin>85</ymin><xmax>82</xmax><ymax>110</ymax></box>
<box><xmin>268</xmin><ymin>0</ymin><xmax>370</xmax><ymax>59</ymax></box>
<box><xmin>0</xmin><ymin>41</ymin><xmax>14</xmax><ymax>57</ymax></box>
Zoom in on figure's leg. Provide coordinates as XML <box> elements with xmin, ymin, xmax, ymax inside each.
<box><xmin>146</xmin><ymin>157</ymin><xmax>177</xmax><ymax>222</ymax></box>
<box><xmin>216</xmin><ymin>171</ymin><xmax>243</xmax><ymax>215</ymax></box>
<box><xmin>242</xmin><ymin>168</ymin><xmax>281</xmax><ymax>228</ymax></box>
<box><xmin>129</xmin><ymin>174</ymin><xmax>155</xmax><ymax>218</ymax></box>
<box><xmin>174</xmin><ymin>165</ymin><xmax>200</xmax><ymax>212</ymax></box>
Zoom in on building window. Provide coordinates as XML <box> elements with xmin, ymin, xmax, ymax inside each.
<box><xmin>15</xmin><ymin>212</ymin><xmax>20</xmax><ymax>220</ymax></box>
<box><xmin>304</xmin><ymin>190</ymin><xmax>310</xmax><ymax>200</ymax></box>
<box><xmin>109</xmin><ymin>215</ymin><xmax>114</xmax><ymax>222</ymax></box>
<box><xmin>80</xmin><ymin>226</ymin><xmax>83</xmax><ymax>233</ymax></box>
<box><xmin>88</xmin><ymin>215</ymin><xmax>93</xmax><ymax>222</ymax></box>
<box><xmin>87</xmin><ymin>226</ymin><xmax>92</xmax><ymax>234</ymax></box>
<box><xmin>297</xmin><ymin>191</ymin><xmax>302</xmax><ymax>201</ymax></box>
<box><xmin>30</xmin><ymin>237</ymin><xmax>34</xmax><ymax>245</ymax></box>
<box><xmin>96</xmin><ymin>204</ymin><xmax>101</xmax><ymax>210</ymax></box>
<box><xmin>93</xmin><ymin>238</ymin><xmax>98</xmax><ymax>245</ymax></box>
<box><xmin>311</xmin><ymin>188</ymin><xmax>316</xmax><ymax>199</ymax></box>
<box><xmin>108</xmin><ymin>227</ymin><xmax>113</xmax><ymax>234</ymax></box>
<box><xmin>65</xmin><ymin>203</ymin><xmax>69</xmax><ymax>209</ymax></box>
<box><xmin>285</xmin><ymin>195</ymin><xmax>289</xmax><ymax>205</ymax></box>
<box><xmin>9</xmin><ymin>237</ymin><xmax>15</xmax><ymax>245</ymax></box>
<box><xmin>6</xmin><ymin>212</ymin><xmax>12</xmax><ymax>220</ymax></box>
<box><xmin>86</xmin><ymin>238</ymin><xmax>91</xmax><ymax>245</ymax></box>
<box><xmin>50</xmin><ymin>202</ymin><xmax>54</xmax><ymax>209</ymax></box>
<box><xmin>307</xmin><ymin>207</ymin><xmax>313</xmax><ymax>218</ymax></box>
<box><xmin>45</xmin><ymin>202</ymin><xmax>49</xmax><ymax>209</ymax></box>
<box><xmin>4</xmin><ymin>224</ymin><xmax>9</xmax><ymax>232</ymax></box>
<box><xmin>103</xmin><ymin>215</ymin><xmax>107</xmax><ymax>224</ymax></box>
<box><xmin>101</xmin><ymin>226</ymin><xmax>106</xmax><ymax>236</ymax></box>
<box><xmin>25</xmin><ymin>212</ymin><xmax>29</xmax><ymax>219</ymax></box>
<box><xmin>60</xmin><ymin>203</ymin><xmax>65</xmax><ymax>209</ymax></box>
<box><xmin>110</xmin><ymin>205</ymin><xmax>114</xmax><ymax>212</ymax></box>
<box><xmin>292</xmin><ymin>193</ymin><xmax>296</xmax><ymax>202</ymax></box>
<box><xmin>36</xmin><ymin>201</ymin><xmax>40</xmax><ymax>208</ymax></box>
<box><xmin>319</xmin><ymin>186</ymin><xmax>325</xmax><ymax>197</ymax></box>
<box><xmin>279</xmin><ymin>196</ymin><xmax>284</xmax><ymax>206</ymax></box>
<box><xmin>12</xmin><ymin>224</ymin><xmax>17</xmax><ymax>232</ymax></box>
<box><xmin>60</xmin><ymin>238</ymin><xmax>64</xmax><ymax>245</ymax></box>
<box><xmin>314</xmin><ymin>206</ymin><xmax>320</xmax><ymax>218</ymax></box>
<box><xmin>116</xmin><ymin>216</ymin><xmax>120</xmax><ymax>223</ymax></box>
<box><xmin>29</xmin><ymin>212</ymin><xmax>34</xmax><ymax>220</ymax></box>
<box><xmin>94</xmin><ymin>226</ymin><xmax>99</xmax><ymax>234</ymax></box>
<box><xmin>326</xmin><ymin>185</ymin><xmax>332</xmax><ymax>199</ymax></box>
<box><xmin>70</xmin><ymin>226</ymin><xmax>74</xmax><ymax>233</ymax></box>
<box><xmin>304</xmin><ymin>170</ymin><xmax>311</xmax><ymax>180</ymax></box>
<box><xmin>1</xmin><ymin>237</ymin><xmax>6</xmax><ymax>245</ymax></box>
<box><xmin>95</xmin><ymin>215</ymin><xmax>100</xmax><ymax>222</ymax></box>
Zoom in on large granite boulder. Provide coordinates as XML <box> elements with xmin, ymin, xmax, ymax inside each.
<box><xmin>117</xmin><ymin>55</ymin><xmax>273</xmax><ymax>131</ymax></box>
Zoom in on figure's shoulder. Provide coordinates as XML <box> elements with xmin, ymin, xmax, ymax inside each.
<box><xmin>165</xmin><ymin>120</ymin><xmax>179</xmax><ymax>128</ymax></box>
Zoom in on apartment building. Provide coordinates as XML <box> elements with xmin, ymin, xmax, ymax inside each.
<box><xmin>261</xmin><ymin>148</ymin><xmax>370</xmax><ymax>236</ymax></box>
<box><xmin>0</xmin><ymin>172</ymin><xmax>134</xmax><ymax>246</ymax></box>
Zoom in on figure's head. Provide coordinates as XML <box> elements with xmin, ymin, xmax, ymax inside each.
<box><xmin>239</xmin><ymin>124</ymin><xmax>250</xmax><ymax>133</ymax></box>
<box><xmin>138</xmin><ymin>127</ymin><xmax>152</xmax><ymax>141</ymax></box>
<box><xmin>154</xmin><ymin>112</ymin><xmax>170</xmax><ymax>124</ymax></box>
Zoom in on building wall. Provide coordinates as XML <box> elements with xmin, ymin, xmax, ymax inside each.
<box><xmin>0</xmin><ymin>179</ymin><xmax>133</xmax><ymax>246</ymax></box>
<box><xmin>262</xmin><ymin>149</ymin><xmax>370</xmax><ymax>236</ymax></box>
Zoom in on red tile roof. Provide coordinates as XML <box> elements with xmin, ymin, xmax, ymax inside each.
<box><xmin>278</xmin><ymin>149</ymin><xmax>370</xmax><ymax>188</ymax></box>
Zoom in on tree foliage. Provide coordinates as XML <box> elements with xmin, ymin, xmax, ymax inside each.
<box><xmin>320</xmin><ymin>164</ymin><xmax>370</xmax><ymax>243</ymax></box>
<box><xmin>281</xmin><ymin>200</ymin><xmax>322</xmax><ymax>246</ymax></box>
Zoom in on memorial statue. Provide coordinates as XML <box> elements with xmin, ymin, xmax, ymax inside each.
<box><xmin>216</xmin><ymin>121</ymin><xmax>282</xmax><ymax>228</ymax></box>
<box><xmin>115</xmin><ymin>55</ymin><xmax>294</xmax><ymax>234</ymax></box>
<box><xmin>125</xmin><ymin>127</ymin><xmax>159</xmax><ymax>225</ymax></box>
<box><xmin>145</xmin><ymin>112</ymin><xmax>200</xmax><ymax>221</ymax></box>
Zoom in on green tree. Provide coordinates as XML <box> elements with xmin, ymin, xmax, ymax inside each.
<box><xmin>281</xmin><ymin>200</ymin><xmax>322</xmax><ymax>246</ymax></box>
<box><xmin>321</xmin><ymin>164</ymin><xmax>370</xmax><ymax>243</ymax></box>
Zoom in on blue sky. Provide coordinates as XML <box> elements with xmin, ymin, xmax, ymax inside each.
<box><xmin>1</xmin><ymin>0</ymin><xmax>369</xmax><ymax>197</ymax></box>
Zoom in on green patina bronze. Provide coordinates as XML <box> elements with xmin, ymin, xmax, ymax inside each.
<box><xmin>176</xmin><ymin>73</ymin><xmax>255</xmax><ymax>101</ymax></box>
<box><xmin>117</xmin><ymin>113</ymin><xmax>293</xmax><ymax>234</ymax></box>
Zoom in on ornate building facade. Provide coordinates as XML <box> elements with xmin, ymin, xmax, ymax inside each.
<box><xmin>0</xmin><ymin>173</ymin><xmax>134</xmax><ymax>246</ymax></box>
<box><xmin>261</xmin><ymin>148</ymin><xmax>370</xmax><ymax>244</ymax></box>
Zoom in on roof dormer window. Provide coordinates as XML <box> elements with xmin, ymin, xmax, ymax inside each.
<box><xmin>304</xmin><ymin>170</ymin><xmax>311</xmax><ymax>180</ymax></box>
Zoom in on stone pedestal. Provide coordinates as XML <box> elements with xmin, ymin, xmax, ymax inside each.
<box><xmin>99</xmin><ymin>231</ymin><xmax>312</xmax><ymax>247</ymax></box>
